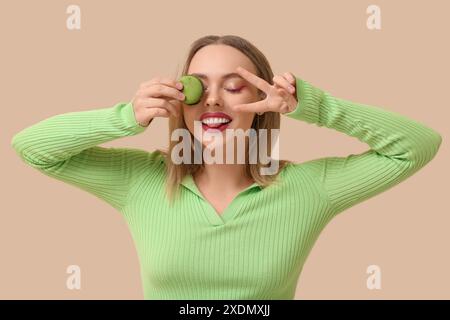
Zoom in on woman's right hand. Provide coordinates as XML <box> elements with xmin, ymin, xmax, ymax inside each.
<box><xmin>130</xmin><ymin>77</ymin><xmax>185</xmax><ymax>127</ymax></box>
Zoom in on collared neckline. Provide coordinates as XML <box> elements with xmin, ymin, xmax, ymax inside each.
<box><xmin>180</xmin><ymin>173</ymin><xmax>262</xmax><ymax>226</ymax></box>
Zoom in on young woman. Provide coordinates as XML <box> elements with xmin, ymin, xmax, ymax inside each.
<box><xmin>11</xmin><ymin>35</ymin><xmax>442</xmax><ymax>300</ymax></box>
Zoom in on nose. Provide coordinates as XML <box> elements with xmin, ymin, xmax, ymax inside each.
<box><xmin>204</xmin><ymin>86</ymin><xmax>223</xmax><ymax>107</ymax></box>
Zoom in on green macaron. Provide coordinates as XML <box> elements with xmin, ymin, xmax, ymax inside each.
<box><xmin>179</xmin><ymin>75</ymin><xmax>204</xmax><ymax>105</ymax></box>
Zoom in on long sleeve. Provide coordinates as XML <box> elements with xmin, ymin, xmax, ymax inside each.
<box><xmin>284</xmin><ymin>77</ymin><xmax>442</xmax><ymax>216</ymax></box>
<box><xmin>10</xmin><ymin>101</ymin><xmax>159</xmax><ymax>213</ymax></box>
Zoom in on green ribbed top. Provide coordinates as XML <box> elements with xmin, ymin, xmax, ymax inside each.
<box><xmin>11</xmin><ymin>78</ymin><xmax>442</xmax><ymax>299</ymax></box>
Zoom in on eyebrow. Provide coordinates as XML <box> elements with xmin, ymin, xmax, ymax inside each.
<box><xmin>188</xmin><ymin>72</ymin><xmax>244</xmax><ymax>81</ymax></box>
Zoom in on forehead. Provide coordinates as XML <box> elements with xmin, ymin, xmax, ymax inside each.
<box><xmin>187</xmin><ymin>44</ymin><xmax>256</xmax><ymax>79</ymax></box>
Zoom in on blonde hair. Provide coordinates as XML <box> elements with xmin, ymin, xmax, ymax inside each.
<box><xmin>154</xmin><ymin>34</ymin><xmax>292</xmax><ymax>202</ymax></box>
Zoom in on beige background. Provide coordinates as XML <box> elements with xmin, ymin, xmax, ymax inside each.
<box><xmin>1</xmin><ymin>0</ymin><xmax>448</xmax><ymax>299</ymax></box>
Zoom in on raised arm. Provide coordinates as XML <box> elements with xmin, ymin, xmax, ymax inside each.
<box><xmin>11</xmin><ymin>102</ymin><xmax>161</xmax><ymax>213</ymax></box>
<box><xmin>284</xmin><ymin>78</ymin><xmax>442</xmax><ymax>216</ymax></box>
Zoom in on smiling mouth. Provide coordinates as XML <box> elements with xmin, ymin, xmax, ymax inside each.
<box><xmin>201</xmin><ymin>117</ymin><xmax>232</xmax><ymax>132</ymax></box>
<box><xmin>199</xmin><ymin>111</ymin><xmax>233</xmax><ymax>132</ymax></box>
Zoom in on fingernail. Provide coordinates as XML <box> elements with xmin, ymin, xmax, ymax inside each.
<box><xmin>289</xmin><ymin>86</ymin><xmax>295</xmax><ymax>93</ymax></box>
<box><xmin>177</xmin><ymin>82</ymin><xmax>183</xmax><ymax>90</ymax></box>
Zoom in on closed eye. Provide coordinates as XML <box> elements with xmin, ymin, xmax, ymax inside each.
<box><xmin>202</xmin><ymin>86</ymin><xmax>244</xmax><ymax>94</ymax></box>
<box><xmin>226</xmin><ymin>88</ymin><xmax>243</xmax><ymax>93</ymax></box>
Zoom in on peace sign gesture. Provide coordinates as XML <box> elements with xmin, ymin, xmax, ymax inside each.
<box><xmin>232</xmin><ymin>66</ymin><xmax>299</xmax><ymax>114</ymax></box>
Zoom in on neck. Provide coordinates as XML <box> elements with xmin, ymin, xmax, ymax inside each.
<box><xmin>194</xmin><ymin>163</ymin><xmax>254</xmax><ymax>191</ymax></box>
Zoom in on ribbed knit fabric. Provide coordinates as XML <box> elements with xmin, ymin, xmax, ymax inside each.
<box><xmin>11</xmin><ymin>77</ymin><xmax>442</xmax><ymax>300</ymax></box>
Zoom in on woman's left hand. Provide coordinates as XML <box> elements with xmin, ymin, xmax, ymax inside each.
<box><xmin>233</xmin><ymin>66</ymin><xmax>299</xmax><ymax>114</ymax></box>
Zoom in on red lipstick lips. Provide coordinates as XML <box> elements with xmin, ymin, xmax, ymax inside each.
<box><xmin>200</xmin><ymin>112</ymin><xmax>232</xmax><ymax>121</ymax></box>
<box><xmin>199</xmin><ymin>112</ymin><xmax>232</xmax><ymax>132</ymax></box>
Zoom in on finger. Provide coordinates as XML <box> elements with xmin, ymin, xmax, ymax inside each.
<box><xmin>283</xmin><ymin>72</ymin><xmax>296</xmax><ymax>86</ymax></box>
<box><xmin>149</xmin><ymin>107</ymin><xmax>171</xmax><ymax>118</ymax></box>
<box><xmin>162</xmin><ymin>99</ymin><xmax>181</xmax><ymax>117</ymax></box>
<box><xmin>235</xmin><ymin>66</ymin><xmax>272</xmax><ymax>95</ymax></box>
<box><xmin>141</xmin><ymin>97</ymin><xmax>180</xmax><ymax>117</ymax></box>
<box><xmin>273</xmin><ymin>75</ymin><xmax>295</xmax><ymax>94</ymax></box>
<box><xmin>168</xmin><ymin>99</ymin><xmax>182</xmax><ymax>115</ymax></box>
<box><xmin>140</xmin><ymin>77</ymin><xmax>183</xmax><ymax>90</ymax></box>
<box><xmin>277</xmin><ymin>87</ymin><xmax>290</xmax><ymax>98</ymax></box>
<box><xmin>280</xmin><ymin>103</ymin><xmax>290</xmax><ymax>114</ymax></box>
<box><xmin>232</xmin><ymin>100</ymin><xmax>269</xmax><ymax>113</ymax></box>
<box><xmin>142</xmin><ymin>84</ymin><xmax>185</xmax><ymax>101</ymax></box>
